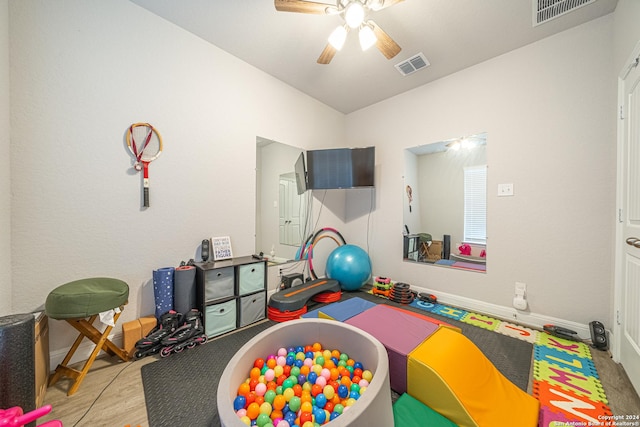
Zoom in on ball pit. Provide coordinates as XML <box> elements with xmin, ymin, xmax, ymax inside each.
<box><xmin>233</xmin><ymin>342</ymin><xmax>372</xmax><ymax>426</ymax></box>
<box><xmin>217</xmin><ymin>319</ymin><xmax>393</xmax><ymax>427</ymax></box>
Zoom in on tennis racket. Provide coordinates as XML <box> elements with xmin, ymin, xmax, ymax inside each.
<box><xmin>126</xmin><ymin>123</ymin><xmax>163</xmax><ymax>207</ymax></box>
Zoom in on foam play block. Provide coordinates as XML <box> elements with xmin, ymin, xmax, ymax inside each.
<box><xmin>300</xmin><ymin>307</ymin><xmax>320</xmax><ymax>318</ymax></box>
<box><xmin>407</xmin><ymin>327</ymin><xmax>539</xmax><ymax>427</ymax></box>
<box><xmin>122</xmin><ymin>316</ymin><xmax>157</xmax><ymax>358</ymax></box>
<box><xmin>393</xmin><ymin>393</ymin><xmax>459</xmax><ymax>427</ymax></box>
<box><xmin>318</xmin><ymin>297</ymin><xmax>377</xmax><ymax>321</ymax></box>
<box><xmin>384</xmin><ymin>304</ymin><xmax>461</xmax><ymax>333</ymax></box>
<box><xmin>346</xmin><ymin>304</ymin><xmax>439</xmax><ymax>394</ymax></box>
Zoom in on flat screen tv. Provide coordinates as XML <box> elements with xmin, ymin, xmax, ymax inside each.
<box><xmin>294</xmin><ymin>152</ymin><xmax>307</xmax><ymax>195</ymax></box>
<box><xmin>306</xmin><ymin>146</ymin><xmax>375</xmax><ymax>190</ymax></box>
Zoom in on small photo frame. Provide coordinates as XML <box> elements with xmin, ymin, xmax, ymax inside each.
<box><xmin>211</xmin><ymin>236</ymin><xmax>233</xmax><ymax>260</ymax></box>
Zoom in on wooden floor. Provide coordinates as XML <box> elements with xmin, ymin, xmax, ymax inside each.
<box><xmin>38</xmin><ymin>344</ymin><xmax>640</xmax><ymax>427</ymax></box>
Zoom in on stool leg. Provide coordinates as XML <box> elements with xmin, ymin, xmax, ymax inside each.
<box><xmin>48</xmin><ymin>309</ymin><xmax>129</xmax><ymax>396</ymax></box>
<box><xmin>48</xmin><ymin>314</ymin><xmax>99</xmax><ymax>388</ymax></box>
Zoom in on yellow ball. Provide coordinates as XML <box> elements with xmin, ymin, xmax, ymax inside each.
<box><xmin>240</xmin><ymin>415</ymin><xmax>251</xmax><ymax>425</ymax></box>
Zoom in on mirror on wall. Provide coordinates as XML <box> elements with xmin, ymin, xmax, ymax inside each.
<box><xmin>403</xmin><ymin>133</ymin><xmax>487</xmax><ymax>273</ymax></box>
<box><xmin>256</xmin><ymin>137</ymin><xmax>309</xmax><ymax>263</ymax></box>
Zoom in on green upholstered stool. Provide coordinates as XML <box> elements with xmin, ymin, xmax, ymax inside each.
<box><xmin>45</xmin><ymin>277</ymin><xmax>129</xmax><ymax>396</ymax></box>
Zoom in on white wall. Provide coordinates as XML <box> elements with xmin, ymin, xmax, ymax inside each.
<box><xmin>614</xmin><ymin>0</ymin><xmax>640</xmax><ymax>72</ymax></box>
<box><xmin>8</xmin><ymin>0</ymin><xmax>345</xmax><ymax>354</ymax></box>
<box><xmin>0</xmin><ymin>0</ymin><xmax>11</xmax><ymax>316</ymax></box>
<box><xmin>346</xmin><ymin>15</ymin><xmax>616</xmax><ymax>327</ymax></box>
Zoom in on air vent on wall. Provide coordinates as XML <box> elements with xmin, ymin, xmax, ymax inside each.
<box><xmin>395</xmin><ymin>53</ymin><xmax>430</xmax><ymax>76</ymax></box>
<box><xmin>533</xmin><ymin>0</ymin><xmax>596</xmax><ymax>26</ymax></box>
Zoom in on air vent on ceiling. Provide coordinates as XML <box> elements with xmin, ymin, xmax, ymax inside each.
<box><xmin>533</xmin><ymin>0</ymin><xmax>596</xmax><ymax>26</ymax></box>
<box><xmin>395</xmin><ymin>53</ymin><xmax>430</xmax><ymax>77</ymax></box>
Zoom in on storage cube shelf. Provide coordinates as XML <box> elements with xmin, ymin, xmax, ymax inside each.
<box><xmin>196</xmin><ymin>256</ymin><xmax>267</xmax><ymax>339</ymax></box>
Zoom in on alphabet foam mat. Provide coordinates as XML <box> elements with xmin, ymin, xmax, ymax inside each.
<box><xmin>407</xmin><ymin>299</ymin><xmax>613</xmax><ymax>427</ymax></box>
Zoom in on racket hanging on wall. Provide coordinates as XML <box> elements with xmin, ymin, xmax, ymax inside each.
<box><xmin>126</xmin><ymin>123</ymin><xmax>163</xmax><ymax>207</ymax></box>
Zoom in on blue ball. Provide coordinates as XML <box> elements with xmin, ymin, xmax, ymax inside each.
<box><xmin>233</xmin><ymin>395</ymin><xmax>246</xmax><ymax>411</ymax></box>
<box><xmin>326</xmin><ymin>244</ymin><xmax>372</xmax><ymax>291</ymax></box>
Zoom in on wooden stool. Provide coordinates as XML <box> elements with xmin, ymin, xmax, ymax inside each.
<box><xmin>45</xmin><ymin>278</ymin><xmax>130</xmax><ymax>396</ymax></box>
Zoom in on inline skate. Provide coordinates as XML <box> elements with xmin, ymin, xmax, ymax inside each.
<box><xmin>134</xmin><ymin>310</ymin><xmax>183</xmax><ymax>359</ymax></box>
<box><xmin>159</xmin><ymin>309</ymin><xmax>207</xmax><ymax>357</ymax></box>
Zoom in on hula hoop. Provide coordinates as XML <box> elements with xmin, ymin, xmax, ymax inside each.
<box><xmin>307</xmin><ymin>230</ymin><xmax>347</xmax><ymax>279</ymax></box>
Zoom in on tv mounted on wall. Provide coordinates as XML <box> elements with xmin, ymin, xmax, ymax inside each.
<box><xmin>306</xmin><ymin>146</ymin><xmax>375</xmax><ymax>190</ymax></box>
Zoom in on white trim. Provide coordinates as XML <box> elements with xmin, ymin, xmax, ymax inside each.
<box><xmin>409</xmin><ymin>284</ymin><xmax>592</xmax><ymax>339</ymax></box>
<box><xmin>613</xmin><ymin>39</ymin><xmax>640</xmax><ymax>363</ymax></box>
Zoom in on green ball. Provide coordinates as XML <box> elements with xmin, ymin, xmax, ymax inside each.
<box><xmin>256</xmin><ymin>413</ymin><xmax>271</xmax><ymax>427</ymax></box>
<box><xmin>289</xmin><ymin>396</ymin><xmax>301</xmax><ymax>412</ymax></box>
<box><xmin>264</xmin><ymin>389</ymin><xmax>276</xmax><ymax>404</ymax></box>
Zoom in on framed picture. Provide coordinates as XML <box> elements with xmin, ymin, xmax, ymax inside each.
<box><xmin>212</xmin><ymin>236</ymin><xmax>233</xmax><ymax>260</ymax></box>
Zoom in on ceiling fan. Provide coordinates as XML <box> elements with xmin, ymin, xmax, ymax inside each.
<box><xmin>274</xmin><ymin>0</ymin><xmax>403</xmax><ymax>64</ymax></box>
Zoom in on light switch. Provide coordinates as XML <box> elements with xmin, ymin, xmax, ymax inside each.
<box><xmin>498</xmin><ymin>183</ymin><xmax>514</xmax><ymax>197</ymax></box>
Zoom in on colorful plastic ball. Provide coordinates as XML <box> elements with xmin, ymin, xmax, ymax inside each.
<box><xmin>276</xmin><ymin>421</ymin><xmax>290</xmax><ymax>427</ymax></box>
<box><xmin>255</xmin><ymin>382</ymin><xmax>267</xmax><ymax>396</ymax></box>
<box><xmin>323</xmin><ymin>385</ymin><xmax>335</xmax><ymax>400</ymax></box>
<box><xmin>240</xmin><ymin>415</ymin><xmax>252</xmax><ymax>425</ymax></box>
<box><xmin>233</xmin><ymin>395</ymin><xmax>247</xmax><ymax>411</ymax></box>
<box><xmin>264</xmin><ymin>389</ymin><xmax>276</xmax><ymax>404</ymax></box>
<box><xmin>349</xmin><ymin>390</ymin><xmax>360</xmax><ymax>400</ymax></box>
<box><xmin>337</xmin><ymin>384</ymin><xmax>349</xmax><ymax>398</ymax></box>
<box><xmin>326</xmin><ymin>244</ymin><xmax>372</xmax><ymax>291</ymax></box>
<box><xmin>288</xmin><ymin>396</ymin><xmax>301</xmax><ymax>412</ymax></box>
<box><xmin>256</xmin><ymin>412</ymin><xmax>271</xmax><ymax>427</ymax></box>
<box><xmin>330</xmin><ymin>411</ymin><xmax>341</xmax><ymax>421</ymax></box>
<box><xmin>315</xmin><ymin>393</ymin><xmax>327</xmax><ymax>408</ymax></box>
<box><xmin>246</xmin><ymin>402</ymin><xmax>261</xmax><ymax>419</ymax></box>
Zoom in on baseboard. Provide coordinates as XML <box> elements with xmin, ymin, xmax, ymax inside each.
<box><xmin>409</xmin><ymin>284</ymin><xmax>591</xmax><ymax>339</ymax></box>
<box><xmin>49</xmin><ymin>332</ymin><xmax>124</xmax><ymax>369</ymax></box>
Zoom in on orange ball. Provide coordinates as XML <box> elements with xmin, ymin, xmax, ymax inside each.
<box><xmin>254</xmin><ymin>395</ymin><xmax>265</xmax><ymax>406</ymax></box>
<box><xmin>273</xmin><ymin>394</ymin><xmax>286</xmax><ymax>411</ymax></box>
<box><xmin>300</xmin><ymin>411</ymin><xmax>313</xmax><ymax>424</ymax></box>
<box><xmin>312</xmin><ymin>342</ymin><xmax>322</xmax><ymax>352</ymax></box>
<box><xmin>246</xmin><ymin>402</ymin><xmax>260</xmax><ymax>420</ymax></box>
<box><xmin>238</xmin><ymin>382</ymin><xmax>250</xmax><ymax>397</ymax></box>
<box><xmin>311</xmin><ymin>384</ymin><xmax>323</xmax><ymax>397</ymax></box>
<box><xmin>292</xmin><ymin>384</ymin><xmax>303</xmax><ymax>397</ymax></box>
<box><xmin>331</xmin><ymin>349</ymin><xmax>341</xmax><ymax>359</ymax></box>
<box><xmin>266</xmin><ymin>358</ymin><xmax>277</xmax><ymax>369</ymax></box>
<box><xmin>250</xmin><ymin>367</ymin><xmax>261</xmax><ymax>380</ymax></box>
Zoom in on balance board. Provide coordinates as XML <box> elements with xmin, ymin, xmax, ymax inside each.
<box><xmin>268</xmin><ymin>278</ymin><xmax>341</xmax><ymax>312</ymax></box>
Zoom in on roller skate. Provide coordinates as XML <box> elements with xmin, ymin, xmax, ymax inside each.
<box><xmin>159</xmin><ymin>309</ymin><xmax>207</xmax><ymax>357</ymax></box>
<box><xmin>134</xmin><ymin>310</ymin><xmax>183</xmax><ymax>359</ymax></box>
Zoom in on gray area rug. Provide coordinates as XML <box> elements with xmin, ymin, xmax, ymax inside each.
<box><xmin>141</xmin><ymin>290</ymin><xmax>533</xmax><ymax>427</ymax></box>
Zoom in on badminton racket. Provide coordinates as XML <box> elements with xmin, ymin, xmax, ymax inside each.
<box><xmin>126</xmin><ymin>123</ymin><xmax>163</xmax><ymax>207</ymax></box>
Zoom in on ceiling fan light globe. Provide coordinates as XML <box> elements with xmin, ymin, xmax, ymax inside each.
<box><xmin>359</xmin><ymin>25</ymin><xmax>377</xmax><ymax>51</ymax></box>
<box><xmin>328</xmin><ymin>25</ymin><xmax>348</xmax><ymax>50</ymax></box>
<box><xmin>345</xmin><ymin>2</ymin><xmax>365</xmax><ymax>28</ymax></box>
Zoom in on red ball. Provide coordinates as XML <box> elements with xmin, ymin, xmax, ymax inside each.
<box><xmin>254</xmin><ymin>358</ymin><xmax>265</xmax><ymax>369</ymax></box>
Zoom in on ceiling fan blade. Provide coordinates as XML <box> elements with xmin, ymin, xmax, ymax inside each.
<box><xmin>275</xmin><ymin>0</ymin><xmax>337</xmax><ymax>14</ymax></box>
<box><xmin>368</xmin><ymin>0</ymin><xmax>404</xmax><ymax>11</ymax></box>
<box><xmin>317</xmin><ymin>43</ymin><xmax>337</xmax><ymax>64</ymax></box>
<box><xmin>369</xmin><ymin>20</ymin><xmax>401</xmax><ymax>59</ymax></box>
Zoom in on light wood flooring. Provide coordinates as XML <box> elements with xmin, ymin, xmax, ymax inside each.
<box><xmin>38</xmin><ymin>343</ymin><xmax>640</xmax><ymax>427</ymax></box>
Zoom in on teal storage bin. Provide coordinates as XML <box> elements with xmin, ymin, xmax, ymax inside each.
<box><xmin>238</xmin><ymin>263</ymin><xmax>265</xmax><ymax>295</ymax></box>
<box><xmin>205</xmin><ymin>299</ymin><xmax>237</xmax><ymax>338</ymax></box>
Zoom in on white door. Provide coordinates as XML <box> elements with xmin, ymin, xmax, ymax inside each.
<box><xmin>616</xmin><ymin>41</ymin><xmax>640</xmax><ymax>396</ymax></box>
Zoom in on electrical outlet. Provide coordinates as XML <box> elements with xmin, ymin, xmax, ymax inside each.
<box><xmin>498</xmin><ymin>183</ymin><xmax>514</xmax><ymax>196</ymax></box>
